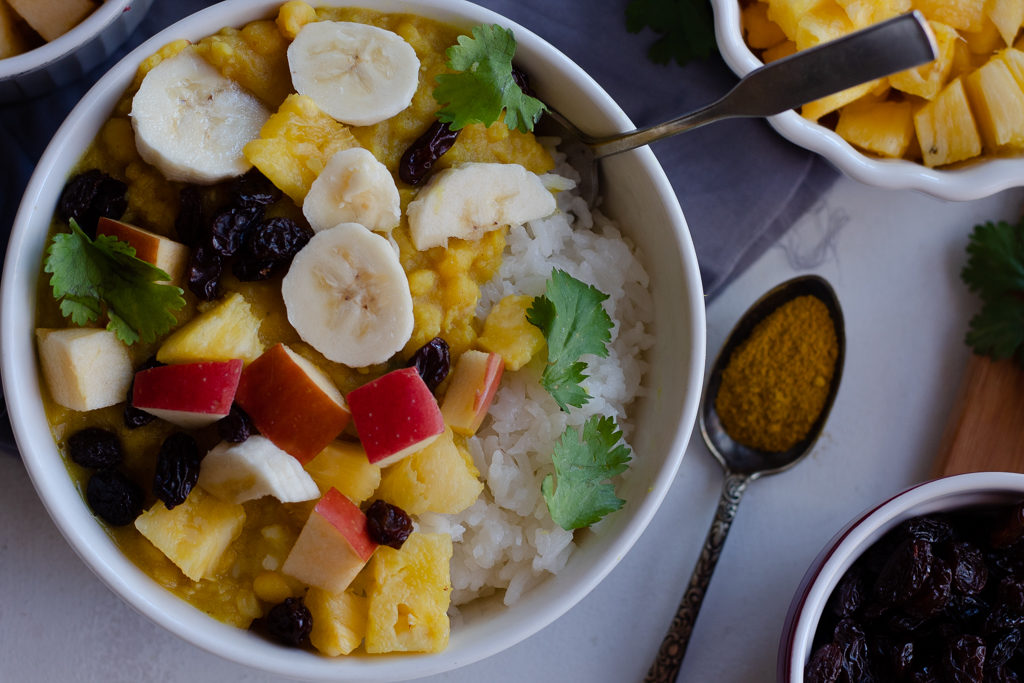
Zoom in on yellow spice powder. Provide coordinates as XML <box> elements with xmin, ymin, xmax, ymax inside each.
<box><xmin>714</xmin><ymin>295</ymin><xmax>838</xmax><ymax>452</ymax></box>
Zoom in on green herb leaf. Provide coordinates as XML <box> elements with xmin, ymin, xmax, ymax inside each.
<box><xmin>626</xmin><ymin>0</ymin><xmax>717</xmax><ymax>67</ymax></box>
<box><xmin>44</xmin><ymin>220</ymin><xmax>185</xmax><ymax>345</ymax></box>
<box><xmin>542</xmin><ymin>415</ymin><xmax>632</xmax><ymax>530</ymax></box>
<box><xmin>433</xmin><ymin>24</ymin><xmax>547</xmax><ymax>133</ymax></box>
<box><xmin>527</xmin><ymin>270</ymin><xmax>614</xmax><ymax>412</ymax></box>
<box><xmin>961</xmin><ymin>219</ymin><xmax>1024</xmax><ymax>363</ymax></box>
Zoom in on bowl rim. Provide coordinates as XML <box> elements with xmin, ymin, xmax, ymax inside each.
<box><xmin>0</xmin><ymin>0</ymin><xmax>707</xmax><ymax>680</ymax></box>
<box><xmin>710</xmin><ymin>0</ymin><xmax>1024</xmax><ymax>201</ymax></box>
<box><xmin>0</xmin><ymin>0</ymin><xmax>136</xmax><ymax>81</ymax></box>
<box><xmin>778</xmin><ymin>471</ymin><xmax>1024</xmax><ymax>682</ymax></box>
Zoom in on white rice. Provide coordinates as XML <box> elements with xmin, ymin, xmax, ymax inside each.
<box><xmin>417</xmin><ymin>145</ymin><xmax>655</xmax><ymax>609</ymax></box>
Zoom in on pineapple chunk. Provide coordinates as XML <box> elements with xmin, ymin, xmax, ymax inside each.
<box><xmin>837</xmin><ymin>0</ymin><xmax>910</xmax><ymax>28</ymax></box>
<box><xmin>950</xmin><ymin>36</ymin><xmax>977</xmax><ymax>79</ymax></box>
<box><xmin>7</xmin><ymin>0</ymin><xmax>95</xmax><ymax>42</ymax></box>
<box><xmin>912</xmin><ymin>0</ymin><xmax>986</xmax><ymax>31</ymax></box>
<box><xmin>194</xmin><ymin>21</ymin><xmax>292</xmax><ymax>109</ymax></box>
<box><xmin>964</xmin><ymin>57</ymin><xmax>1024</xmax><ymax>151</ymax></box>
<box><xmin>375</xmin><ymin>427</ymin><xmax>483</xmax><ymax>515</ymax></box>
<box><xmin>795</xmin><ymin>1</ymin><xmax>854</xmax><ymax>51</ymax></box>
<box><xmin>743</xmin><ymin>2</ymin><xmax>787</xmax><ymax>48</ymax></box>
<box><xmin>764</xmin><ymin>40</ymin><xmax>798</xmax><ymax>62</ymax></box>
<box><xmin>914</xmin><ymin>78</ymin><xmax>983</xmax><ymax>165</ymax></box>
<box><xmin>989</xmin><ymin>0</ymin><xmax>1024</xmax><ymax>47</ymax></box>
<box><xmin>244</xmin><ymin>94</ymin><xmax>358</xmax><ymax>205</ymax></box>
<box><xmin>304</xmin><ymin>441</ymin><xmax>381</xmax><ymax>503</ymax></box>
<box><xmin>890</xmin><ymin>21</ymin><xmax>959</xmax><ymax>100</ymax></box>
<box><xmin>156</xmin><ymin>292</ymin><xmax>263</xmax><ymax>365</ymax></box>
<box><xmin>134</xmin><ymin>487</ymin><xmax>246</xmax><ymax>582</ymax></box>
<box><xmin>963</xmin><ymin>17</ymin><xmax>1006</xmax><ymax>54</ymax></box>
<box><xmin>802</xmin><ymin>80</ymin><xmax>880</xmax><ymax>121</ymax></box>
<box><xmin>477</xmin><ymin>294</ymin><xmax>547</xmax><ymax>372</ymax></box>
<box><xmin>0</xmin><ymin>0</ymin><xmax>27</xmax><ymax>59</ymax></box>
<box><xmin>767</xmin><ymin>0</ymin><xmax>830</xmax><ymax>39</ymax></box>
<box><xmin>365</xmin><ymin>533</ymin><xmax>453</xmax><ymax>654</ymax></box>
<box><xmin>307</xmin><ymin>587</ymin><xmax>368</xmax><ymax>656</ymax></box>
<box><xmin>999</xmin><ymin>47</ymin><xmax>1024</xmax><ymax>89</ymax></box>
<box><xmin>836</xmin><ymin>99</ymin><xmax>916</xmax><ymax>157</ymax></box>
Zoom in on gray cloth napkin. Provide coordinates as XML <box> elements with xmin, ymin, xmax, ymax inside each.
<box><xmin>0</xmin><ymin>0</ymin><xmax>837</xmax><ymax>453</ymax></box>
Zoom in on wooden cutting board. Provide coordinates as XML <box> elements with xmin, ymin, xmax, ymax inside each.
<box><xmin>934</xmin><ymin>355</ymin><xmax>1024</xmax><ymax>477</ymax></box>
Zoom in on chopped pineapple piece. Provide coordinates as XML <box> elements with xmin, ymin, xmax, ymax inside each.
<box><xmin>7</xmin><ymin>0</ymin><xmax>95</xmax><ymax>42</ymax></box>
<box><xmin>836</xmin><ymin>99</ymin><xmax>916</xmax><ymax>157</ymax></box>
<box><xmin>795</xmin><ymin>1</ymin><xmax>854</xmax><ymax>51</ymax></box>
<box><xmin>157</xmin><ymin>292</ymin><xmax>263</xmax><ymax>365</ymax></box>
<box><xmin>767</xmin><ymin>0</ymin><xmax>830</xmax><ymax>39</ymax></box>
<box><xmin>964</xmin><ymin>57</ymin><xmax>1024</xmax><ymax>150</ymax></box>
<box><xmin>252</xmin><ymin>571</ymin><xmax>295</xmax><ymax>604</ymax></box>
<box><xmin>837</xmin><ymin>0</ymin><xmax>910</xmax><ymax>28</ymax></box>
<box><xmin>802</xmin><ymin>80</ymin><xmax>880</xmax><ymax>121</ymax></box>
<box><xmin>890</xmin><ymin>21</ymin><xmax>959</xmax><ymax>100</ymax></box>
<box><xmin>194</xmin><ymin>21</ymin><xmax>292</xmax><ymax>109</ymax></box>
<box><xmin>999</xmin><ymin>47</ymin><xmax>1024</xmax><ymax>89</ymax></box>
<box><xmin>989</xmin><ymin>0</ymin><xmax>1024</xmax><ymax>47</ymax></box>
<box><xmin>365</xmin><ymin>533</ymin><xmax>452</xmax><ymax>654</ymax></box>
<box><xmin>914</xmin><ymin>78</ymin><xmax>983</xmax><ymax>166</ymax></box>
<box><xmin>763</xmin><ymin>40</ymin><xmax>798</xmax><ymax>62</ymax></box>
<box><xmin>963</xmin><ymin>17</ymin><xmax>1006</xmax><ymax>54</ymax></box>
<box><xmin>307</xmin><ymin>587</ymin><xmax>368</xmax><ymax>656</ymax></box>
<box><xmin>912</xmin><ymin>0</ymin><xmax>986</xmax><ymax>31</ymax></box>
<box><xmin>134</xmin><ymin>487</ymin><xmax>246</xmax><ymax>582</ymax></box>
<box><xmin>375</xmin><ymin>427</ymin><xmax>484</xmax><ymax>515</ymax></box>
<box><xmin>304</xmin><ymin>441</ymin><xmax>381</xmax><ymax>503</ymax></box>
<box><xmin>950</xmin><ymin>36</ymin><xmax>977</xmax><ymax>79</ymax></box>
<box><xmin>477</xmin><ymin>294</ymin><xmax>546</xmax><ymax>372</ymax></box>
<box><xmin>0</xmin><ymin>0</ymin><xmax>27</xmax><ymax>59</ymax></box>
<box><xmin>743</xmin><ymin>2</ymin><xmax>787</xmax><ymax>48</ymax></box>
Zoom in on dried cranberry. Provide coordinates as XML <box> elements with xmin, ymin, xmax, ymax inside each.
<box><xmin>992</xmin><ymin>504</ymin><xmax>1024</xmax><ymax>549</ymax></box>
<box><xmin>399</xmin><ymin>120</ymin><xmax>461</xmax><ymax>186</ymax></box>
<box><xmin>830</xmin><ymin>566</ymin><xmax>866</xmax><ymax>619</ymax></box>
<box><xmin>218</xmin><ymin>404</ymin><xmax>255</xmax><ymax>443</ymax></box>
<box><xmin>266</xmin><ymin>597</ymin><xmax>313</xmax><ymax>647</ymax></box>
<box><xmin>175</xmin><ymin>186</ymin><xmax>205</xmax><ymax>247</ymax></box>
<box><xmin>57</xmin><ymin>170</ymin><xmax>127</xmax><ymax>237</ymax></box>
<box><xmin>209</xmin><ymin>205</ymin><xmax>264</xmax><ymax>257</ymax></box>
<box><xmin>986</xmin><ymin>629</ymin><xmax>1020</xmax><ymax>668</ymax></box>
<box><xmin>941</xmin><ymin>634</ymin><xmax>985</xmax><ymax>683</ymax></box>
<box><xmin>245</xmin><ymin>217</ymin><xmax>313</xmax><ymax>261</ymax></box>
<box><xmin>86</xmin><ymin>469</ymin><xmax>144</xmax><ymax>526</ymax></box>
<box><xmin>807</xmin><ymin>643</ymin><xmax>844</xmax><ymax>683</ymax></box>
<box><xmin>406</xmin><ymin>337</ymin><xmax>451</xmax><ymax>392</ymax></box>
<box><xmin>67</xmin><ymin>428</ymin><xmax>122</xmax><ymax>470</ymax></box>
<box><xmin>124</xmin><ymin>357</ymin><xmax>164</xmax><ymax>429</ymax></box>
<box><xmin>153</xmin><ymin>433</ymin><xmax>202</xmax><ymax>510</ymax></box>
<box><xmin>230</xmin><ymin>170</ymin><xmax>281</xmax><ymax>208</ymax></box>
<box><xmin>232</xmin><ymin>258</ymin><xmax>284</xmax><ymax>282</ymax></box>
<box><xmin>365</xmin><ymin>500</ymin><xmax>413</xmax><ymax>549</ymax></box>
<box><xmin>187</xmin><ymin>243</ymin><xmax>223</xmax><ymax>301</ymax></box>
<box><xmin>874</xmin><ymin>539</ymin><xmax>934</xmax><ymax>611</ymax></box>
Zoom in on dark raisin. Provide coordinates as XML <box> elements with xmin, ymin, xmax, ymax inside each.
<box><xmin>874</xmin><ymin>539</ymin><xmax>934</xmax><ymax>611</ymax></box>
<box><xmin>245</xmin><ymin>217</ymin><xmax>313</xmax><ymax>261</ymax></box>
<box><xmin>232</xmin><ymin>257</ymin><xmax>284</xmax><ymax>282</ymax></box>
<box><xmin>230</xmin><ymin>170</ymin><xmax>281</xmax><ymax>208</ymax></box>
<box><xmin>904</xmin><ymin>517</ymin><xmax>955</xmax><ymax>543</ymax></box>
<box><xmin>365</xmin><ymin>500</ymin><xmax>413</xmax><ymax>549</ymax></box>
<box><xmin>266</xmin><ymin>597</ymin><xmax>313</xmax><ymax>647</ymax></box>
<box><xmin>398</xmin><ymin>120</ymin><xmax>461</xmax><ymax>186</ymax></box>
<box><xmin>67</xmin><ymin>428</ymin><xmax>123</xmax><ymax>470</ymax></box>
<box><xmin>830</xmin><ymin>565</ymin><xmax>866</xmax><ymax>618</ymax></box>
<box><xmin>941</xmin><ymin>541</ymin><xmax>989</xmax><ymax>595</ymax></box>
<box><xmin>406</xmin><ymin>337</ymin><xmax>451</xmax><ymax>392</ymax></box>
<box><xmin>834</xmin><ymin>619</ymin><xmax>870</xmax><ymax>683</ymax></box>
<box><xmin>905</xmin><ymin>558</ymin><xmax>954</xmax><ymax>620</ymax></box>
<box><xmin>891</xmin><ymin>639</ymin><xmax>915</xmax><ymax>679</ymax></box>
<box><xmin>888</xmin><ymin>612</ymin><xmax>931</xmax><ymax>633</ymax></box>
<box><xmin>910</xmin><ymin>668</ymin><xmax>941</xmax><ymax>683</ymax></box>
<box><xmin>175</xmin><ymin>186</ymin><xmax>205</xmax><ymax>247</ymax></box>
<box><xmin>987</xmin><ymin>667</ymin><xmax>1021</xmax><ymax>683</ymax></box>
<box><xmin>511</xmin><ymin>65</ymin><xmax>538</xmax><ymax>99</ymax></box>
<box><xmin>91</xmin><ymin>177</ymin><xmax>129</xmax><ymax>229</ymax></box>
<box><xmin>992</xmin><ymin>504</ymin><xmax>1024</xmax><ymax>549</ymax></box>
<box><xmin>941</xmin><ymin>634</ymin><xmax>986</xmax><ymax>683</ymax></box>
<box><xmin>124</xmin><ymin>357</ymin><xmax>164</xmax><ymax>429</ymax></box>
<box><xmin>153</xmin><ymin>433</ymin><xmax>202</xmax><ymax>510</ymax></box>
<box><xmin>948</xmin><ymin>594</ymin><xmax>991</xmax><ymax>634</ymax></box>
<box><xmin>86</xmin><ymin>469</ymin><xmax>144</xmax><ymax>526</ymax></box>
<box><xmin>57</xmin><ymin>170</ymin><xmax>127</xmax><ymax>237</ymax></box>
<box><xmin>807</xmin><ymin>643</ymin><xmax>844</xmax><ymax>683</ymax></box>
<box><xmin>218</xmin><ymin>404</ymin><xmax>255</xmax><ymax>443</ymax></box>
<box><xmin>986</xmin><ymin>629</ymin><xmax>1020</xmax><ymax>668</ymax></box>
<box><xmin>58</xmin><ymin>170</ymin><xmax>103</xmax><ymax>224</ymax></box>
<box><xmin>209</xmin><ymin>205</ymin><xmax>264</xmax><ymax>257</ymax></box>
<box><xmin>187</xmin><ymin>243</ymin><xmax>223</xmax><ymax>301</ymax></box>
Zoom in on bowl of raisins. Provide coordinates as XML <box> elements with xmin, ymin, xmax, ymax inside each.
<box><xmin>781</xmin><ymin>472</ymin><xmax>1024</xmax><ymax>683</ymax></box>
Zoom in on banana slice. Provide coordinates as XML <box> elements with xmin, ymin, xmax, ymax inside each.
<box><xmin>303</xmin><ymin>148</ymin><xmax>401</xmax><ymax>235</ymax></box>
<box><xmin>287</xmin><ymin>21</ymin><xmax>420</xmax><ymax>127</ymax></box>
<box><xmin>282</xmin><ymin>223</ymin><xmax>414</xmax><ymax>367</ymax></box>
<box><xmin>406</xmin><ymin>162</ymin><xmax>557</xmax><ymax>250</ymax></box>
<box><xmin>131</xmin><ymin>49</ymin><xmax>271</xmax><ymax>184</ymax></box>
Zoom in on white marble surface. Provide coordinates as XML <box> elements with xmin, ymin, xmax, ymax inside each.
<box><xmin>3</xmin><ymin>174</ymin><xmax>1024</xmax><ymax>682</ymax></box>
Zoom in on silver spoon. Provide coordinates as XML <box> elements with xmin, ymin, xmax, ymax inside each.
<box><xmin>645</xmin><ymin>275</ymin><xmax>846</xmax><ymax>682</ymax></box>
<box><xmin>538</xmin><ymin>11</ymin><xmax>938</xmax><ymax>205</ymax></box>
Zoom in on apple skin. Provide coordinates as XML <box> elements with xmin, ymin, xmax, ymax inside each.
<box><xmin>440</xmin><ymin>350</ymin><xmax>504</xmax><ymax>436</ymax></box>
<box><xmin>132</xmin><ymin>359</ymin><xmax>243</xmax><ymax>429</ymax></box>
<box><xmin>347</xmin><ymin>367</ymin><xmax>445</xmax><ymax>467</ymax></box>
<box><xmin>235</xmin><ymin>344</ymin><xmax>351</xmax><ymax>465</ymax></box>
<box><xmin>281</xmin><ymin>487</ymin><xmax>378</xmax><ymax>594</ymax></box>
<box><xmin>96</xmin><ymin>217</ymin><xmax>190</xmax><ymax>285</ymax></box>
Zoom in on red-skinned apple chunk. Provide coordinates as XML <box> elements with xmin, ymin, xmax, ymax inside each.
<box><xmin>96</xmin><ymin>217</ymin><xmax>190</xmax><ymax>285</ymax></box>
<box><xmin>441</xmin><ymin>350</ymin><xmax>504</xmax><ymax>436</ymax></box>
<box><xmin>282</xmin><ymin>488</ymin><xmax>378</xmax><ymax>594</ymax></box>
<box><xmin>132</xmin><ymin>359</ymin><xmax>243</xmax><ymax>429</ymax></box>
<box><xmin>346</xmin><ymin>367</ymin><xmax>445</xmax><ymax>467</ymax></box>
<box><xmin>235</xmin><ymin>344</ymin><xmax>351</xmax><ymax>465</ymax></box>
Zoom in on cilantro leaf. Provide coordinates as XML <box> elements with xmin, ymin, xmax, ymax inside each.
<box><xmin>44</xmin><ymin>220</ymin><xmax>185</xmax><ymax>345</ymax></box>
<box><xmin>433</xmin><ymin>24</ymin><xmax>547</xmax><ymax>133</ymax></box>
<box><xmin>527</xmin><ymin>270</ymin><xmax>614</xmax><ymax>412</ymax></box>
<box><xmin>961</xmin><ymin>219</ymin><xmax>1024</xmax><ymax>363</ymax></box>
<box><xmin>965</xmin><ymin>296</ymin><xmax>1024</xmax><ymax>361</ymax></box>
<box><xmin>542</xmin><ymin>415</ymin><xmax>632</xmax><ymax>530</ymax></box>
<box><xmin>626</xmin><ymin>0</ymin><xmax>717</xmax><ymax>67</ymax></box>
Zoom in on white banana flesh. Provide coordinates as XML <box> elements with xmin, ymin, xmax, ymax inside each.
<box><xmin>303</xmin><ymin>147</ymin><xmax>401</xmax><ymax>235</ymax></box>
<box><xmin>288</xmin><ymin>21</ymin><xmax>420</xmax><ymax>127</ymax></box>
<box><xmin>406</xmin><ymin>162</ymin><xmax>558</xmax><ymax>250</ymax></box>
<box><xmin>131</xmin><ymin>49</ymin><xmax>270</xmax><ymax>185</ymax></box>
<box><xmin>197</xmin><ymin>436</ymin><xmax>320</xmax><ymax>505</ymax></box>
<box><xmin>282</xmin><ymin>223</ymin><xmax>414</xmax><ymax>368</ymax></box>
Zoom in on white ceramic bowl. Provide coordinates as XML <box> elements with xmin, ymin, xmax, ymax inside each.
<box><xmin>0</xmin><ymin>1</ymin><xmax>707</xmax><ymax>680</ymax></box>
<box><xmin>711</xmin><ymin>0</ymin><xmax>1024</xmax><ymax>201</ymax></box>
<box><xmin>779</xmin><ymin>472</ymin><xmax>1024</xmax><ymax>681</ymax></box>
<box><xmin>0</xmin><ymin>0</ymin><xmax>154</xmax><ymax>103</ymax></box>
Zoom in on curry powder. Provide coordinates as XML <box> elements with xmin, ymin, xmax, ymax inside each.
<box><xmin>714</xmin><ymin>295</ymin><xmax>838</xmax><ymax>452</ymax></box>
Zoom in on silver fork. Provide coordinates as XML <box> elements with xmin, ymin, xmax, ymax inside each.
<box><xmin>538</xmin><ymin>11</ymin><xmax>938</xmax><ymax>206</ymax></box>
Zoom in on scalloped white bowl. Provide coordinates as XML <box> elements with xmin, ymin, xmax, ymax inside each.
<box><xmin>711</xmin><ymin>0</ymin><xmax>1024</xmax><ymax>201</ymax></box>
<box><xmin>0</xmin><ymin>1</ymin><xmax>706</xmax><ymax>680</ymax></box>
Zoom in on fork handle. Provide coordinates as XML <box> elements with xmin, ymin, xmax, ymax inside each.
<box><xmin>643</xmin><ymin>472</ymin><xmax>751</xmax><ymax>683</ymax></box>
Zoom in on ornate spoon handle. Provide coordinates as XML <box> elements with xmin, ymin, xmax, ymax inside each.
<box><xmin>644</xmin><ymin>472</ymin><xmax>752</xmax><ymax>683</ymax></box>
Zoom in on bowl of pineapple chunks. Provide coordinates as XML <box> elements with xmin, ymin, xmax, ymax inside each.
<box><xmin>714</xmin><ymin>0</ymin><xmax>1024</xmax><ymax>199</ymax></box>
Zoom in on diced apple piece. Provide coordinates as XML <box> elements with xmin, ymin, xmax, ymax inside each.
<box><xmin>915</xmin><ymin>78</ymin><xmax>983</xmax><ymax>166</ymax></box>
<box><xmin>36</xmin><ymin>328</ymin><xmax>133</xmax><ymax>411</ymax></box>
<box><xmin>157</xmin><ymin>292</ymin><xmax>263</xmax><ymax>365</ymax></box>
<box><xmin>802</xmin><ymin>80</ymin><xmax>880</xmax><ymax>121</ymax></box>
<box><xmin>347</xmin><ymin>367</ymin><xmax>445</xmax><ymax>467</ymax></box>
<box><xmin>440</xmin><ymin>350</ymin><xmax>504</xmax><ymax>436</ymax></box>
<box><xmin>0</xmin><ymin>0</ymin><xmax>27</xmax><ymax>59</ymax></box>
<box><xmin>307</xmin><ymin>587</ymin><xmax>368</xmax><ymax>656</ymax></box>
<box><xmin>743</xmin><ymin>2</ymin><xmax>787</xmax><ymax>48</ymax></box>
<box><xmin>132</xmin><ymin>360</ymin><xmax>242</xmax><ymax>429</ymax></box>
<box><xmin>96</xmin><ymin>217</ymin><xmax>190</xmax><ymax>285</ymax></box>
<box><xmin>912</xmin><ymin>0</ymin><xmax>986</xmax><ymax>32</ymax></box>
<box><xmin>7</xmin><ymin>0</ymin><xmax>95</xmax><ymax>42</ymax></box>
<box><xmin>282</xmin><ymin>488</ymin><xmax>378</xmax><ymax>594</ymax></box>
<box><xmin>795</xmin><ymin>1</ymin><xmax>854</xmax><ymax>51</ymax></box>
<box><xmin>989</xmin><ymin>0</ymin><xmax>1024</xmax><ymax>48</ymax></box>
<box><xmin>304</xmin><ymin>441</ymin><xmax>381</xmax><ymax>503</ymax></box>
<box><xmin>890</xmin><ymin>21</ymin><xmax>959</xmax><ymax>100</ymax></box>
<box><xmin>836</xmin><ymin>99</ymin><xmax>916</xmax><ymax>157</ymax></box>
<box><xmin>767</xmin><ymin>0</ymin><xmax>830</xmax><ymax>39</ymax></box>
<box><xmin>375</xmin><ymin>427</ymin><xmax>484</xmax><ymax>515</ymax></box>
<box><xmin>964</xmin><ymin>58</ymin><xmax>1024</xmax><ymax>151</ymax></box>
<box><xmin>198</xmin><ymin>436</ymin><xmax>320</xmax><ymax>505</ymax></box>
<box><xmin>365</xmin><ymin>533</ymin><xmax>453</xmax><ymax>654</ymax></box>
<box><xmin>134</xmin><ymin>487</ymin><xmax>246</xmax><ymax>582</ymax></box>
<box><xmin>477</xmin><ymin>295</ymin><xmax>546</xmax><ymax>372</ymax></box>
<box><xmin>235</xmin><ymin>343</ymin><xmax>351</xmax><ymax>465</ymax></box>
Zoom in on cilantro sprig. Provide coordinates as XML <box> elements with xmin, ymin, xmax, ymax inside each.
<box><xmin>961</xmin><ymin>219</ymin><xmax>1024</xmax><ymax>363</ymax></box>
<box><xmin>432</xmin><ymin>24</ymin><xmax>547</xmax><ymax>133</ymax></box>
<box><xmin>45</xmin><ymin>220</ymin><xmax>185</xmax><ymax>345</ymax></box>
<box><xmin>542</xmin><ymin>415</ymin><xmax>632</xmax><ymax>530</ymax></box>
<box><xmin>626</xmin><ymin>0</ymin><xmax>717</xmax><ymax>67</ymax></box>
